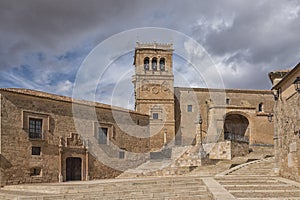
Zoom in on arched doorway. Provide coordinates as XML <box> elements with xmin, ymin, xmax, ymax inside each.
<box><xmin>66</xmin><ymin>157</ymin><xmax>82</xmax><ymax>181</ymax></box>
<box><xmin>224</xmin><ymin>114</ymin><xmax>249</xmax><ymax>143</ymax></box>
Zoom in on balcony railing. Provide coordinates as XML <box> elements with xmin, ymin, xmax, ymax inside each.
<box><xmin>26</xmin><ymin>130</ymin><xmax>45</xmax><ymax>140</ymax></box>
<box><xmin>224</xmin><ymin>132</ymin><xmax>249</xmax><ymax>143</ymax></box>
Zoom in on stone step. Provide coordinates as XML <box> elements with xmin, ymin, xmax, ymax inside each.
<box><xmin>0</xmin><ymin>187</ymin><xmax>210</xmax><ymax>200</ymax></box>
<box><xmin>238</xmin><ymin>198</ymin><xmax>300</xmax><ymax>200</ymax></box>
<box><xmin>216</xmin><ymin>180</ymin><xmax>280</xmax><ymax>184</ymax></box>
<box><xmin>224</xmin><ymin>184</ymin><xmax>298</xmax><ymax>190</ymax></box>
<box><xmin>0</xmin><ymin>176</ymin><xmax>211</xmax><ymax>199</ymax></box>
<box><xmin>232</xmin><ymin>191</ymin><xmax>300</xmax><ymax>198</ymax></box>
<box><xmin>2</xmin><ymin>183</ymin><xmax>206</xmax><ymax>194</ymax></box>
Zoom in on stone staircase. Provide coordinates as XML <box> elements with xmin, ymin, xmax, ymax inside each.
<box><xmin>216</xmin><ymin>156</ymin><xmax>276</xmax><ymax>177</ymax></box>
<box><xmin>3</xmin><ymin>145</ymin><xmax>300</xmax><ymax>199</ymax></box>
<box><xmin>213</xmin><ymin>156</ymin><xmax>300</xmax><ymax>199</ymax></box>
<box><xmin>0</xmin><ymin>176</ymin><xmax>211</xmax><ymax>200</ymax></box>
<box><xmin>215</xmin><ymin>176</ymin><xmax>300</xmax><ymax>199</ymax></box>
<box><xmin>117</xmin><ymin>145</ymin><xmax>194</xmax><ymax>178</ymax></box>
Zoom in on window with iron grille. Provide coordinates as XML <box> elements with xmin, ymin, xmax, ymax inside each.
<box><xmin>29</xmin><ymin>118</ymin><xmax>43</xmax><ymax>139</ymax></box>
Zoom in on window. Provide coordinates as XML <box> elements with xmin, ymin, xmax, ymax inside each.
<box><xmin>29</xmin><ymin>118</ymin><xmax>43</xmax><ymax>139</ymax></box>
<box><xmin>32</xmin><ymin>147</ymin><xmax>41</xmax><ymax>155</ymax></box>
<box><xmin>187</xmin><ymin>105</ymin><xmax>193</xmax><ymax>112</ymax></box>
<box><xmin>119</xmin><ymin>151</ymin><xmax>125</xmax><ymax>159</ymax></box>
<box><xmin>152</xmin><ymin>58</ymin><xmax>157</xmax><ymax>71</ymax></box>
<box><xmin>258</xmin><ymin>103</ymin><xmax>263</xmax><ymax>112</ymax></box>
<box><xmin>144</xmin><ymin>57</ymin><xmax>149</xmax><ymax>70</ymax></box>
<box><xmin>153</xmin><ymin>113</ymin><xmax>159</xmax><ymax>119</ymax></box>
<box><xmin>98</xmin><ymin>127</ymin><xmax>108</xmax><ymax>144</ymax></box>
<box><xmin>30</xmin><ymin>168</ymin><xmax>41</xmax><ymax>176</ymax></box>
<box><xmin>159</xmin><ymin>58</ymin><xmax>165</xmax><ymax>71</ymax></box>
<box><xmin>226</xmin><ymin>98</ymin><xmax>230</xmax><ymax>105</ymax></box>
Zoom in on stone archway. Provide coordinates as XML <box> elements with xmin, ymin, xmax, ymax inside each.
<box><xmin>224</xmin><ymin>114</ymin><xmax>249</xmax><ymax>143</ymax></box>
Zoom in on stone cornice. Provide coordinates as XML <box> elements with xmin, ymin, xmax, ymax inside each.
<box><xmin>0</xmin><ymin>88</ymin><xmax>148</xmax><ymax>117</ymax></box>
<box><xmin>175</xmin><ymin>87</ymin><xmax>273</xmax><ymax>95</ymax></box>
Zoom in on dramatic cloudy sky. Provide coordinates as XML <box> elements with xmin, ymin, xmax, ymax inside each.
<box><xmin>0</xmin><ymin>0</ymin><xmax>299</xmax><ymax>109</ymax></box>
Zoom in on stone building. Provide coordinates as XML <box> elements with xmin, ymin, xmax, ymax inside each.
<box><xmin>174</xmin><ymin>87</ymin><xmax>274</xmax><ymax>159</ymax></box>
<box><xmin>269</xmin><ymin>62</ymin><xmax>300</xmax><ymax>181</ymax></box>
<box><xmin>133</xmin><ymin>42</ymin><xmax>274</xmax><ymax>159</ymax></box>
<box><xmin>0</xmin><ymin>88</ymin><xmax>150</xmax><ymax>186</ymax></box>
<box><xmin>0</xmin><ymin>42</ymin><xmax>274</xmax><ymax>186</ymax></box>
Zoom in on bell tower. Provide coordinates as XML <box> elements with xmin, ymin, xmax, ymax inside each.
<box><xmin>132</xmin><ymin>42</ymin><xmax>175</xmax><ymax>150</ymax></box>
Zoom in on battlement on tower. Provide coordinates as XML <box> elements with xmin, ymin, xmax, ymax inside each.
<box><xmin>136</xmin><ymin>42</ymin><xmax>173</xmax><ymax>51</ymax></box>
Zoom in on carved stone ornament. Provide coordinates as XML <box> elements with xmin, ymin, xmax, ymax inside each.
<box><xmin>142</xmin><ymin>82</ymin><xmax>150</xmax><ymax>91</ymax></box>
<box><xmin>152</xmin><ymin>86</ymin><xmax>160</xmax><ymax>94</ymax></box>
<box><xmin>162</xmin><ymin>81</ymin><xmax>170</xmax><ymax>93</ymax></box>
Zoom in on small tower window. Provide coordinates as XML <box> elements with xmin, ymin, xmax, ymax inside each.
<box><xmin>258</xmin><ymin>103</ymin><xmax>263</xmax><ymax>112</ymax></box>
<box><xmin>144</xmin><ymin>57</ymin><xmax>149</xmax><ymax>70</ymax></box>
<box><xmin>153</xmin><ymin>113</ymin><xmax>159</xmax><ymax>119</ymax></box>
<box><xmin>226</xmin><ymin>98</ymin><xmax>230</xmax><ymax>105</ymax></box>
<box><xmin>152</xmin><ymin>58</ymin><xmax>157</xmax><ymax>71</ymax></box>
<box><xmin>187</xmin><ymin>105</ymin><xmax>193</xmax><ymax>112</ymax></box>
<box><xmin>159</xmin><ymin>58</ymin><xmax>165</xmax><ymax>71</ymax></box>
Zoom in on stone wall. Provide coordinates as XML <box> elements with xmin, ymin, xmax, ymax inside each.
<box><xmin>208</xmin><ymin>141</ymin><xmax>249</xmax><ymax>160</ymax></box>
<box><xmin>231</xmin><ymin>141</ymin><xmax>249</xmax><ymax>158</ymax></box>
<box><xmin>0</xmin><ymin>89</ymin><xmax>150</xmax><ymax>186</ymax></box>
<box><xmin>270</xmin><ymin>64</ymin><xmax>300</xmax><ymax>182</ymax></box>
<box><xmin>208</xmin><ymin>141</ymin><xmax>231</xmax><ymax>160</ymax></box>
<box><xmin>174</xmin><ymin>87</ymin><xmax>274</xmax><ymax>147</ymax></box>
<box><xmin>275</xmin><ymin>86</ymin><xmax>300</xmax><ymax>181</ymax></box>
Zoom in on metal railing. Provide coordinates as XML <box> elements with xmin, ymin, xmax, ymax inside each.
<box><xmin>26</xmin><ymin>129</ymin><xmax>45</xmax><ymax>140</ymax></box>
<box><xmin>224</xmin><ymin>132</ymin><xmax>249</xmax><ymax>143</ymax></box>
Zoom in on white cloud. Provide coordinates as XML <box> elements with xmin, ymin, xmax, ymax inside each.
<box><xmin>55</xmin><ymin>80</ymin><xmax>73</xmax><ymax>95</ymax></box>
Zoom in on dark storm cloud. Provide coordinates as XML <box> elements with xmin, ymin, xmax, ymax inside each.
<box><xmin>0</xmin><ymin>0</ymin><xmax>299</xmax><ymax>100</ymax></box>
<box><xmin>0</xmin><ymin>0</ymin><xmax>143</xmax><ymax>69</ymax></box>
<box><xmin>190</xmin><ymin>0</ymin><xmax>300</xmax><ymax>89</ymax></box>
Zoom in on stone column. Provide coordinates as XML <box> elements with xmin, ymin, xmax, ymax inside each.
<box><xmin>163</xmin><ymin>129</ymin><xmax>167</xmax><ymax>146</ymax></box>
<box><xmin>58</xmin><ymin>137</ymin><xmax>64</xmax><ymax>182</ymax></box>
<box><xmin>198</xmin><ymin>122</ymin><xmax>206</xmax><ymax>158</ymax></box>
<box><xmin>85</xmin><ymin>140</ymin><xmax>89</xmax><ymax>181</ymax></box>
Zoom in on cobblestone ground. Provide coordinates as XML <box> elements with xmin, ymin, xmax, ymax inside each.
<box><xmin>1</xmin><ymin>157</ymin><xmax>300</xmax><ymax>199</ymax></box>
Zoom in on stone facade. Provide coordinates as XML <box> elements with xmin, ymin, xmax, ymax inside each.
<box><xmin>174</xmin><ymin>87</ymin><xmax>274</xmax><ymax>149</ymax></box>
<box><xmin>0</xmin><ymin>42</ymin><xmax>276</xmax><ymax>186</ymax></box>
<box><xmin>0</xmin><ymin>89</ymin><xmax>150</xmax><ymax>186</ymax></box>
<box><xmin>270</xmin><ymin>63</ymin><xmax>300</xmax><ymax>181</ymax></box>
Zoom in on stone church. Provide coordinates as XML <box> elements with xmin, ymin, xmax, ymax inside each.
<box><xmin>0</xmin><ymin>42</ymin><xmax>274</xmax><ymax>186</ymax></box>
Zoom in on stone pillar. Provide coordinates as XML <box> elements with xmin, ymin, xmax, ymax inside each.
<box><xmin>85</xmin><ymin>140</ymin><xmax>89</xmax><ymax>181</ymax></box>
<box><xmin>198</xmin><ymin>123</ymin><xmax>206</xmax><ymax>158</ymax></box>
<box><xmin>163</xmin><ymin>129</ymin><xmax>167</xmax><ymax>146</ymax></box>
<box><xmin>58</xmin><ymin>137</ymin><xmax>64</xmax><ymax>182</ymax></box>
